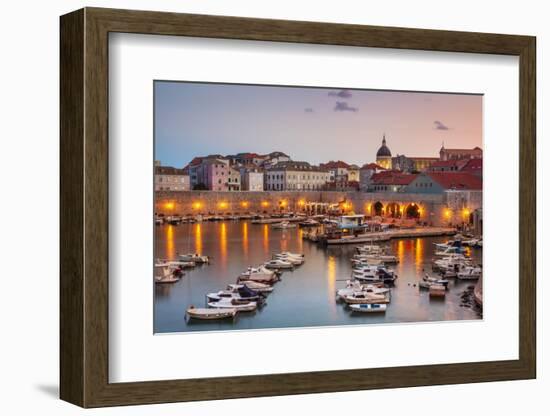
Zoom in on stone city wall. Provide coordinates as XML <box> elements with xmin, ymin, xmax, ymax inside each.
<box><xmin>154</xmin><ymin>190</ymin><xmax>482</xmax><ymax>227</ymax></box>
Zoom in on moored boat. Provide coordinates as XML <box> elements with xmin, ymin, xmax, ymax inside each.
<box><xmin>178</xmin><ymin>253</ymin><xmax>210</xmax><ymax>264</ymax></box>
<box><xmin>349</xmin><ymin>303</ymin><xmax>387</xmax><ymax>313</ymax></box>
<box><xmin>207</xmin><ymin>299</ymin><xmax>257</xmax><ymax>312</ymax></box>
<box><xmin>186</xmin><ymin>306</ymin><xmax>237</xmax><ymax>320</ymax></box>
<box><xmin>264</xmin><ymin>259</ymin><xmax>294</xmax><ymax>270</ymax></box>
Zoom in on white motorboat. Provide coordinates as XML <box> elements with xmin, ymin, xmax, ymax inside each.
<box><xmin>273</xmin><ymin>253</ymin><xmax>304</xmax><ymax>265</ymax></box>
<box><xmin>418</xmin><ymin>274</ymin><xmax>449</xmax><ymax>289</ymax></box>
<box><xmin>342</xmin><ymin>291</ymin><xmax>389</xmax><ymax>304</ymax></box>
<box><xmin>434</xmin><ymin>246</ymin><xmax>466</xmax><ymax>256</ymax></box>
<box><xmin>271</xmin><ymin>221</ymin><xmax>297</xmax><ymax>229</ymax></box>
<box><xmin>264</xmin><ymin>259</ymin><xmax>294</xmax><ymax>270</ymax></box>
<box><xmin>353</xmin><ymin>254</ymin><xmax>399</xmax><ymax>264</ymax></box>
<box><xmin>207</xmin><ymin>299</ymin><xmax>257</xmax><ymax>312</ymax></box>
<box><xmin>279</xmin><ymin>251</ymin><xmax>304</xmax><ymax>258</ymax></box>
<box><xmin>336</xmin><ymin>280</ymin><xmax>390</xmax><ymax>299</ymax></box>
<box><xmin>457</xmin><ymin>266</ymin><xmax>482</xmax><ymax>280</ymax></box>
<box><xmin>349</xmin><ymin>303</ymin><xmax>387</xmax><ymax>313</ymax></box>
<box><xmin>155</xmin><ymin>259</ymin><xmax>195</xmax><ymax>268</ymax></box>
<box><xmin>352</xmin><ymin>265</ymin><xmax>397</xmax><ymax>283</ymax></box>
<box><xmin>356</xmin><ymin>244</ymin><xmax>385</xmax><ymax>255</ymax></box>
<box><xmin>186</xmin><ymin>306</ymin><xmax>237</xmax><ymax>320</ymax></box>
<box><xmin>154</xmin><ymin>265</ymin><xmax>180</xmax><ymax>284</ymax></box>
<box><xmin>178</xmin><ymin>253</ymin><xmax>210</xmax><ymax>264</ymax></box>
<box><xmin>227</xmin><ymin>283</ymin><xmax>274</xmax><ymax>293</ymax></box>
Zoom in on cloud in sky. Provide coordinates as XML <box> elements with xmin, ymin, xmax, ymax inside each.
<box><xmin>304</xmin><ymin>108</ymin><xmax>314</xmax><ymax>113</ymax></box>
<box><xmin>328</xmin><ymin>89</ymin><xmax>353</xmax><ymax>99</ymax></box>
<box><xmin>434</xmin><ymin>120</ymin><xmax>450</xmax><ymax>130</ymax></box>
<box><xmin>334</xmin><ymin>101</ymin><xmax>358</xmax><ymax>112</ymax></box>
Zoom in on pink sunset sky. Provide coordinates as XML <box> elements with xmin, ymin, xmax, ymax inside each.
<box><xmin>155</xmin><ymin>81</ymin><xmax>482</xmax><ymax>167</ymax></box>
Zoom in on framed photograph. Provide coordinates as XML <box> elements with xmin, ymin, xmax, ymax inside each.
<box><xmin>60</xmin><ymin>7</ymin><xmax>536</xmax><ymax>407</ymax></box>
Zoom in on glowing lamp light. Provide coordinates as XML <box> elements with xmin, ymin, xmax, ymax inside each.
<box><xmin>192</xmin><ymin>201</ymin><xmax>202</xmax><ymax>210</ymax></box>
<box><xmin>298</xmin><ymin>199</ymin><xmax>306</xmax><ymax>207</ymax></box>
<box><xmin>241</xmin><ymin>201</ymin><xmax>249</xmax><ymax>208</ymax></box>
<box><xmin>261</xmin><ymin>201</ymin><xmax>269</xmax><ymax>207</ymax></box>
<box><xmin>164</xmin><ymin>202</ymin><xmax>175</xmax><ymax>210</ymax></box>
<box><xmin>280</xmin><ymin>200</ymin><xmax>287</xmax><ymax>207</ymax></box>
<box><xmin>463</xmin><ymin>208</ymin><xmax>470</xmax><ymax>217</ymax></box>
<box><xmin>218</xmin><ymin>201</ymin><xmax>229</xmax><ymax>209</ymax></box>
<box><xmin>444</xmin><ymin>208</ymin><xmax>452</xmax><ymax>218</ymax></box>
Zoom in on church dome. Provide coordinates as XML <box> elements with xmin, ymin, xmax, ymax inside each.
<box><xmin>376</xmin><ymin>136</ymin><xmax>391</xmax><ymax>158</ymax></box>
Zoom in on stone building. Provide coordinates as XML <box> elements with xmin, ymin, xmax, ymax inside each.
<box><xmin>265</xmin><ymin>161</ymin><xmax>330</xmax><ymax>191</ymax></box>
<box><xmin>406</xmin><ymin>172</ymin><xmax>482</xmax><ymax>194</ymax></box>
<box><xmin>439</xmin><ymin>145</ymin><xmax>482</xmax><ymax>161</ymax></box>
<box><xmin>367</xmin><ymin>170</ymin><xmax>417</xmax><ymax>193</ymax></box>
<box><xmin>191</xmin><ymin>158</ymin><xmax>241</xmax><ymax>191</ymax></box>
<box><xmin>359</xmin><ymin>163</ymin><xmax>386</xmax><ymax>191</ymax></box>
<box><xmin>154</xmin><ymin>165</ymin><xmax>190</xmax><ymax>191</ymax></box>
<box><xmin>392</xmin><ymin>155</ymin><xmax>438</xmax><ymax>172</ymax></box>
<box><xmin>240</xmin><ymin>168</ymin><xmax>264</xmax><ymax>191</ymax></box>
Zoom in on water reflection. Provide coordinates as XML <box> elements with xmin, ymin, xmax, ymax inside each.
<box><xmin>242</xmin><ymin>221</ymin><xmax>249</xmax><ymax>257</ymax></box>
<box><xmin>219</xmin><ymin>222</ymin><xmax>227</xmax><ymax>265</ymax></box>
<box><xmin>195</xmin><ymin>223</ymin><xmax>202</xmax><ymax>255</ymax></box>
<box><xmin>154</xmin><ymin>222</ymin><xmax>482</xmax><ymax>333</ymax></box>
<box><xmin>165</xmin><ymin>225</ymin><xmax>175</xmax><ymax>259</ymax></box>
<box><xmin>262</xmin><ymin>224</ymin><xmax>269</xmax><ymax>254</ymax></box>
<box><xmin>327</xmin><ymin>255</ymin><xmax>337</xmax><ymax>314</ymax></box>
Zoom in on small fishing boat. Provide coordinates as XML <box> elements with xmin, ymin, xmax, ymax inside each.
<box><xmin>178</xmin><ymin>253</ymin><xmax>210</xmax><ymax>264</ymax></box>
<box><xmin>207</xmin><ymin>299</ymin><xmax>257</xmax><ymax>312</ymax></box>
<box><xmin>207</xmin><ymin>285</ymin><xmax>266</xmax><ymax>302</ymax></box>
<box><xmin>457</xmin><ymin>266</ymin><xmax>482</xmax><ymax>280</ymax></box>
<box><xmin>186</xmin><ymin>306</ymin><xmax>237</xmax><ymax>320</ymax></box>
<box><xmin>349</xmin><ymin>303</ymin><xmax>387</xmax><ymax>313</ymax></box>
<box><xmin>271</xmin><ymin>221</ymin><xmax>297</xmax><ymax>229</ymax></box>
<box><xmin>264</xmin><ymin>259</ymin><xmax>294</xmax><ymax>270</ymax></box>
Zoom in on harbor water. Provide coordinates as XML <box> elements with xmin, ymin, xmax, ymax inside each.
<box><xmin>154</xmin><ymin>221</ymin><xmax>482</xmax><ymax>333</ymax></box>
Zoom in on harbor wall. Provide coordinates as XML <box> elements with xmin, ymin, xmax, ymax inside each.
<box><xmin>155</xmin><ymin>190</ymin><xmax>482</xmax><ymax>227</ymax></box>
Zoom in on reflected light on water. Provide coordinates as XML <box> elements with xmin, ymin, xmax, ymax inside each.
<box><xmin>327</xmin><ymin>255</ymin><xmax>336</xmax><ymax>313</ymax></box>
<box><xmin>242</xmin><ymin>221</ymin><xmax>249</xmax><ymax>257</ymax></box>
<box><xmin>297</xmin><ymin>229</ymin><xmax>303</xmax><ymax>252</ymax></box>
<box><xmin>415</xmin><ymin>238</ymin><xmax>423</xmax><ymax>274</ymax></box>
<box><xmin>166</xmin><ymin>225</ymin><xmax>175</xmax><ymax>259</ymax></box>
<box><xmin>194</xmin><ymin>223</ymin><xmax>202</xmax><ymax>255</ymax></box>
<box><xmin>263</xmin><ymin>224</ymin><xmax>269</xmax><ymax>253</ymax></box>
<box><xmin>220</xmin><ymin>222</ymin><xmax>227</xmax><ymax>265</ymax></box>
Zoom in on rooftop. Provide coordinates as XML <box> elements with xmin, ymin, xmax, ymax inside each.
<box><xmin>427</xmin><ymin>172</ymin><xmax>482</xmax><ymax>190</ymax></box>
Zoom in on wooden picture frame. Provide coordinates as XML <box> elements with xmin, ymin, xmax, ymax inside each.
<box><xmin>60</xmin><ymin>7</ymin><xmax>536</xmax><ymax>408</ymax></box>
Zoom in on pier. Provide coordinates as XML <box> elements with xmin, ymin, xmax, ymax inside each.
<box><xmin>322</xmin><ymin>227</ymin><xmax>457</xmax><ymax>245</ymax></box>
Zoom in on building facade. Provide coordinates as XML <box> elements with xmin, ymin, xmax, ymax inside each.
<box><xmin>439</xmin><ymin>145</ymin><xmax>482</xmax><ymax>161</ymax></box>
<box><xmin>265</xmin><ymin>161</ymin><xmax>330</xmax><ymax>191</ymax></box>
<box><xmin>241</xmin><ymin>169</ymin><xmax>264</xmax><ymax>191</ymax></box>
<box><xmin>154</xmin><ymin>166</ymin><xmax>190</xmax><ymax>191</ymax></box>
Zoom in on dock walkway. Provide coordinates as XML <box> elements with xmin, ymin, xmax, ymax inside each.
<box><xmin>324</xmin><ymin>227</ymin><xmax>456</xmax><ymax>245</ymax></box>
